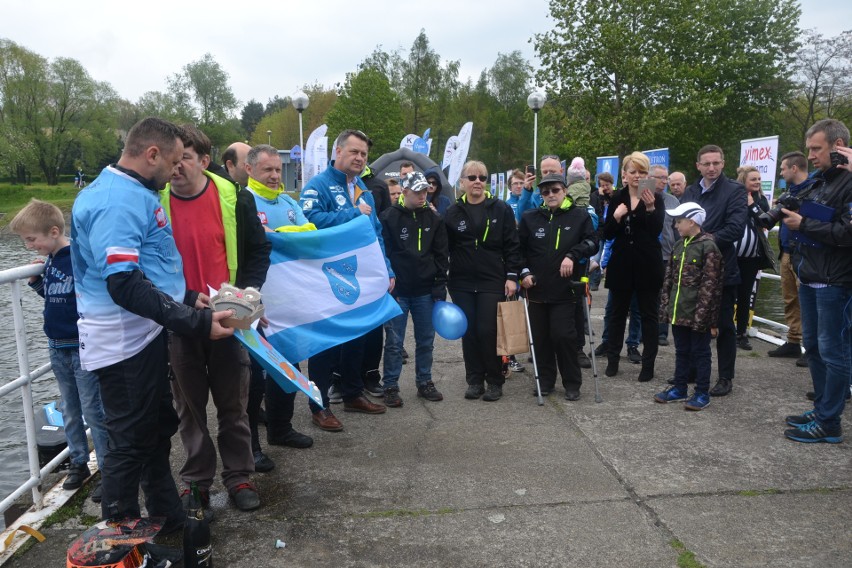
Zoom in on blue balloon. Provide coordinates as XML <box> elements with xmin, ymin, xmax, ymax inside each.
<box><xmin>432</xmin><ymin>301</ymin><xmax>467</xmax><ymax>340</ymax></box>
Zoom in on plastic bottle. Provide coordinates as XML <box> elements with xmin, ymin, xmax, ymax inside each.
<box><xmin>183</xmin><ymin>482</ymin><xmax>213</xmax><ymax>567</ymax></box>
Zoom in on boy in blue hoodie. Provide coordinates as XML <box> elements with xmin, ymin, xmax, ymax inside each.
<box><xmin>10</xmin><ymin>199</ymin><xmax>109</xmax><ymax>495</ymax></box>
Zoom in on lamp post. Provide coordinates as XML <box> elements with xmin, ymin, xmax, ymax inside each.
<box><xmin>266</xmin><ymin>130</ymin><xmax>272</xmax><ymax>146</ymax></box>
<box><xmin>292</xmin><ymin>90</ymin><xmax>309</xmax><ymax>189</ymax></box>
<box><xmin>526</xmin><ymin>90</ymin><xmax>547</xmax><ymax>167</ymax></box>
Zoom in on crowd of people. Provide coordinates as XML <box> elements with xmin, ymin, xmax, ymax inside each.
<box><xmin>7</xmin><ymin>115</ymin><xmax>851</xmax><ymax>532</ymax></box>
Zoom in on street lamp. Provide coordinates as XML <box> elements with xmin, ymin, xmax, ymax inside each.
<box><xmin>293</xmin><ymin>90</ymin><xmax>309</xmax><ymax>188</ymax></box>
<box><xmin>266</xmin><ymin>130</ymin><xmax>272</xmax><ymax>146</ymax></box>
<box><xmin>527</xmin><ymin>90</ymin><xmax>547</xmax><ymax>167</ymax></box>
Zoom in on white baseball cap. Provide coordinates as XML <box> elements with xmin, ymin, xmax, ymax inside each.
<box><xmin>666</xmin><ymin>202</ymin><xmax>706</xmax><ymax>226</ymax></box>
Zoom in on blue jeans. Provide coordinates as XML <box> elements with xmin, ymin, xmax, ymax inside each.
<box><xmin>383</xmin><ymin>295</ymin><xmax>435</xmax><ymax>389</ymax></box>
<box><xmin>601</xmin><ymin>291</ymin><xmax>641</xmax><ymax>347</ymax></box>
<box><xmin>799</xmin><ymin>285</ymin><xmax>852</xmax><ymax>428</ymax></box>
<box><xmin>49</xmin><ymin>347</ymin><xmax>109</xmax><ymax>468</ymax></box>
<box><xmin>671</xmin><ymin>325</ymin><xmax>712</xmax><ymax>393</ymax></box>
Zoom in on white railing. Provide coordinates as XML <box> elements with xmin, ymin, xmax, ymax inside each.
<box><xmin>749</xmin><ymin>272</ymin><xmax>787</xmax><ymax>346</ymax></box>
<box><xmin>0</xmin><ymin>262</ymin><xmax>69</xmax><ymax>517</ymax></box>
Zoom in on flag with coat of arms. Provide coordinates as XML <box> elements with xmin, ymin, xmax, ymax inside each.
<box><xmin>261</xmin><ymin>215</ymin><xmax>402</xmax><ymax>362</ymax></box>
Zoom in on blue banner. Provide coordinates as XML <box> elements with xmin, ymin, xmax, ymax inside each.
<box><xmin>596</xmin><ymin>156</ymin><xmax>620</xmax><ymax>187</ymax></box>
<box><xmin>642</xmin><ymin>148</ymin><xmax>670</xmax><ymax>171</ymax></box>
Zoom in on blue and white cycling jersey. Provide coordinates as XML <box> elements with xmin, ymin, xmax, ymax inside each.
<box><xmin>250</xmin><ymin>191</ymin><xmax>309</xmax><ymax>230</ymax></box>
<box><xmin>71</xmin><ymin>166</ymin><xmax>186</xmax><ymax>370</ymax></box>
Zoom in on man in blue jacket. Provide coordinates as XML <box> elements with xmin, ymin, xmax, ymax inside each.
<box><xmin>682</xmin><ymin>145</ymin><xmax>747</xmax><ymax>397</ymax></box>
<box><xmin>300</xmin><ymin>129</ymin><xmax>395</xmax><ymax>429</ymax></box>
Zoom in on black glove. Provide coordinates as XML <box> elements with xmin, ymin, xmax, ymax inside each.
<box><xmin>432</xmin><ymin>285</ymin><xmax>447</xmax><ymax>302</ymax></box>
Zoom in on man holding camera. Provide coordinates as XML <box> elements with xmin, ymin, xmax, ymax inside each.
<box><xmin>781</xmin><ymin>119</ymin><xmax>852</xmax><ymax>444</ymax></box>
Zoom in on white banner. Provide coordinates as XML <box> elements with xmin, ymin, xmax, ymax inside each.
<box><xmin>739</xmin><ymin>135</ymin><xmax>779</xmax><ymax>205</ymax></box>
<box><xmin>400</xmin><ymin>133</ymin><xmax>418</xmax><ymax>150</ymax></box>
<box><xmin>448</xmin><ymin>122</ymin><xmax>473</xmax><ymax>187</ymax></box>
<box><xmin>303</xmin><ymin>125</ymin><xmax>328</xmax><ymax>185</ymax></box>
<box><xmin>442</xmin><ymin>136</ymin><xmax>459</xmax><ymax>169</ymax></box>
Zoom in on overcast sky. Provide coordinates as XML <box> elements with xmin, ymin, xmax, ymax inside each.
<box><xmin>2</xmin><ymin>0</ymin><xmax>847</xmax><ymax>108</ymax></box>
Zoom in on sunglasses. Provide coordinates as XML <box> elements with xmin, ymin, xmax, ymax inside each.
<box><xmin>540</xmin><ymin>187</ymin><xmax>563</xmax><ymax>196</ymax></box>
<box><xmin>466</xmin><ymin>175</ymin><xmax>488</xmax><ymax>182</ymax></box>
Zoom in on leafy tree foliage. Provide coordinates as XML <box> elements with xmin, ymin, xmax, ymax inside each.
<box><xmin>241</xmin><ymin>99</ymin><xmax>265</xmax><ymax>137</ymax></box>
<box><xmin>325</xmin><ymin>68</ymin><xmax>404</xmax><ymax>157</ymax></box>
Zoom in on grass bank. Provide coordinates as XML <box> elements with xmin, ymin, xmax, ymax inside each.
<box><xmin>0</xmin><ymin>184</ymin><xmax>80</xmax><ymax>228</ymax></box>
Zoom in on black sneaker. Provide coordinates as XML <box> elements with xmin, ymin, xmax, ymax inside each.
<box><xmin>508</xmin><ymin>359</ymin><xmax>525</xmax><ymax>373</ymax></box>
<box><xmin>328</xmin><ymin>384</ymin><xmax>343</xmax><ymax>404</ymax></box>
<box><xmin>796</xmin><ymin>354</ymin><xmax>809</xmax><ymax>368</ymax></box>
<box><xmin>784</xmin><ymin>421</ymin><xmax>843</xmax><ymax>444</ymax></box>
<box><xmin>180</xmin><ymin>486</ymin><xmax>211</xmax><ymax>513</ymax></box>
<box><xmin>768</xmin><ymin>342</ymin><xmax>801</xmax><ymax>358</ymax></box>
<box><xmin>253</xmin><ymin>451</ymin><xmax>275</xmax><ymax>473</ymax></box>
<box><xmin>564</xmin><ymin>389</ymin><xmax>580</xmax><ymax>401</ymax></box>
<box><xmin>532</xmin><ymin>387</ymin><xmax>555</xmax><ymax>396</ymax></box>
<box><xmin>363</xmin><ymin>370</ymin><xmax>384</xmax><ymax>398</ymax></box>
<box><xmin>577</xmin><ymin>349</ymin><xmax>592</xmax><ymax>369</ymax></box>
<box><xmin>417</xmin><ymin>381</ymin><xmax>444</xmax><ymax>401</ymax></box>
<box><xmin>709</xmin><ymin>378</ymin><xmax>732</xmax><ymax>397</ymax></box>
<box><xmin>627</xmin><ymin>346</ymin><xmax>641</xmax><ymax>364</ymax></box>
<box><xmin>465</xmin><ymin>384</ymin><xmax>485</xmax><ymax>399</ymax></box>
<box><xmin>383</xmin><ymin>387</ymin><xmax>403</xmax><ymax>407</ymax></box>
<box><xmin>593</xmin><ymin>342</ymin><xmax>608</xmax><ymax>357</ymax></box>
<box><xmin>658</xmin><ymin>336</ymin><xmax>669</xmax><ymax>346</ymax></box>
<box><xmin>90</xmin><ymin>483</ymin><xmax>103</xmax><ymax>503</ymax></box>
<box><xmin>736</xmin><ymin>335</ymin><xmax>753</xmax><ymax>350</ymax></box>
<box><xmin>482</xmin><ymin>384</ymin><xmax>503</xmax><ymax>402</ymax></box>
<box><xmin>785</xmin><ymin>409</ymin><xmax>816</xmax><ymax>427</ymax></box>
<box><xmin>268</xmin><ymin>428</ymin><xmax>314</xmax><ymax>449</ymax></box>
<box><xmin>229</xmin><ymin>482</ymin><xmax>260</xmax><ymax>511</ymax></box>
<box><xmin>63</xmin><ymin>463</ymin><xmax>91</xmax><ymax>490</ymax></box>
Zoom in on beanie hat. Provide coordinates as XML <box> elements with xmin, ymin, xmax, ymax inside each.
<box><xmin>566</xmin><ymin>157</ymin><xmax>586</xmax><ymax>184</ymax></box>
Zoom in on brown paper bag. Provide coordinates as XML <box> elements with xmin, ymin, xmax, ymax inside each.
<box><xmin>496</xmin><ymin>300</ymin><xmax>529</xmax><ymax>356</ymax></box>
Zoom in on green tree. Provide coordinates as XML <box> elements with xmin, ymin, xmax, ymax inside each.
<box><xmin>174</xmin><ymin>53</ymin><xmax>239</xmax><ymax>126</ymax></box>
<box><xmin>241</xmin><ymin>99</ymin><xmax>265</xmax><ymax>137</ymax></box>
<box><xmin>0</xmin><ymin>40</ymin><xmax>119</xmax><ymax>184</ymax></box>
<box><xmin>402</xmin><ymin>30</ymin><xmax>443</xmax><ymax>133</ymax></box>
<box><xmin>535</xmin><ymin>0</ymin><xmax>800</xmax><ymax>174</ymax></box>
<box><xmin>251</xmin><ymin>84</ymin><xmax>337</xmax><ymax>150</ymax></box>
<box><xmin>325</xmin><ymin>68</ymin><xmax>404</xmax><ymax>157</ymax></box>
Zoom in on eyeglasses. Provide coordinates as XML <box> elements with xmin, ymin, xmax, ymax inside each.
<box><xmin>698</xmin><ymin>161</ymin><xmax>723</xmax><ymax>168</ymax></box>
<box><xmin>539</xmin><ymin>187</ymin><xmax>563</xmax><ymax>196</ymax></box>
<box><xmin>466</xmin><ymin>175</ymin><xmax>488</xmax><ymax>182</ymax></box>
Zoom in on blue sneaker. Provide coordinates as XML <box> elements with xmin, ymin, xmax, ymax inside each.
<box><xmin>684</xmin><ymin>392</ymin><xmax>710</xmax><ymax>411</ymax></box>
<box><xmin>785</xmin><ymin>409</ymin><xmax>815</xmax><ymax>428</ymax></box>
<box><xmin>784</xmin><ymin>421</ymin><xmax>843</xmax><ymax>444</ymax></box>
<box><xmin>654</xmin><ymin>386</ymin><xmax>688</xmax><ymax>403</ymax></box>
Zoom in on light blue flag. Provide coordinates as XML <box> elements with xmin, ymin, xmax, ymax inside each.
<box><xmin>261</xmin><ymin>215</ymin><xmax>402</xmax><ymax>363</ymax></box>
<box><xmin>642</xmin><ymin>148</ymin><xmax>670</xmax><ymax>170</ymax></box>
<box><xmin>596</xmin><ymin>156</ymin><xmax>620</xmax><ymax>187</ymax></box>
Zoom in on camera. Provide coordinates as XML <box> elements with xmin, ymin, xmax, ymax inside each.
<box><xmin>758</xmin><ymin>193</ymin><xmax>800</xmax><ymax>227</ymax></box>
<box><xmin>830</xmin><ymin>151</ymin><xmax>849</xmax><ymax>167</ymax></box>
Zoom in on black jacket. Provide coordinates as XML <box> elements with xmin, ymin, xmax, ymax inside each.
<box><xmin>364</xmin><ymin>172</ymin><xmax>390</xmax><ymax>214</ymax></box>
<box><xmin>790</xmin><ymin>167</ymin><xmax>852</xmax><ymax>287</ymax></box>
<box><xmin>682</xmin><ymin>174</ymin><xmax>747</xmax><ymax>286</ymax></box>
<box><xmin>602</xmin><ymin>190</ymin><xmax>665</xmax><ymax>291</ymax></box>
<box><xmin>445</xmin><ymin>194</ymin><xmax>522</xmax><ymax>294</ymax></box>
<box><xmin>234</xmin><ymin>186</ymin><xmax>272</xmax><ymax>290</ymax></box>
<box><xmin>380</xmin><ymin>202</ymin><xmax>449</xmax><ymax>299</ymax></box>
<box><xmin>519</xmin><ymin>200</ymin><xmax>598</xmax><ymax>303</ymax></box>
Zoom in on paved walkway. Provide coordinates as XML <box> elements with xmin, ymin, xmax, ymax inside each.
<box><xmin>6</xmin><ymin>290</ymin><xmax>851</xmax><ymax>567</ymax></box>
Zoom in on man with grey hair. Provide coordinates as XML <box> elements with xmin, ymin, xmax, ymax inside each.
<box><xmin>299</xmin><ymin>129</ymin><xmax>395</xmax><ymax>430</ymax></box>
<box><xmin>651</xmin><ymin>164</ymin><xmax>680</xmax><ymax>346</ymax></box>
<box><xmin>242</xmin><ymin>144</ymin><xmax>314</xmax><ymax>473</ymax></box>
<box><xmin>668</xmin><ymin>172</ymin><xmax>687</xmax><ymax>201</ymax></box>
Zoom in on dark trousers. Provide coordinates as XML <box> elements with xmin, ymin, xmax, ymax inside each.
<box><xmin>717</xmin><ymin>285</ymin><xmax>738</xmax><ymax>380</ymax></box>
<box><xmin>451</xmin><ymin>290</ymin><xmax>504</xmax><ymax>386</ymax></box>
<box><xmin>607</xmin><ymin>287</ymin><xmax>659</xmax><ymax>371</ymax></box>
<box><xmin>95</xmin><ymin>331</ymin><xmax>182</xmax><ymax>524</ymax></box>
<box><xmin>735</xmin><ymin>257</ymin><xmax>762</xmax><ymax>336</ymax></box>
<box><xmin>360</xmin><ymin>324</ymin><xmax>384</xmax><ymax>378</ymax></box>
<box><xmin>308</xmin><ymin>334</ymin><xmax>367</xmax><ymax>409</ymax></box>
<box><xmin>247</xmin><ymin>356</ymin><xmax>297</xmax><ymax>452</ymax></box>
<box><xmin>528</xmin><ymin>300</ymin><xmax>581</xmax><ymax>390</ymax></box>
<box><xmin>575</xmin><ymin>300</ymin><xmax>586</xmax><ymax>349</ymax></box>
<box><xmin>671</xmin><ymin>325</ymin><xmax>712</xmax><ymax>393</ymax></box>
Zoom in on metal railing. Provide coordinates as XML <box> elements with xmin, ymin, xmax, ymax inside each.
<box><xmin>0</xmin><ymin>262</ymin><xmax>70</xmax><ymax>518</ymax></box>
<box><xmin>749</xmin><ymin>272</ymin><xmax>787</xmax><ymax>347</ymax></box>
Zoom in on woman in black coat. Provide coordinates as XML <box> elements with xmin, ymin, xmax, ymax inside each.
<box><xmin>733</xmin><ymin>165</ymin><xmax>774</xmax><ymax>350</ymax></box>
<box><xmin>519</xmin><ymin>173</ymin><xmax>598</xmax><ymax>400</ymax></box>
<box><xmin>445</xmin><ymin>160</ymin><xmax>522</xmax><ymax>402</ymax></box>
<box><xmin>602</xmin><ymin>152</ymin><xmax>665</xmax><ymax>381</ymax></box>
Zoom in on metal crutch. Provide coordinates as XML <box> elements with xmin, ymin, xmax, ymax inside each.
<box><xmin>522</xmin><ymin>287</ymin><xmax>545</xmax><ymax>406</ymax></box>
<box><xmin>578</xmin><ymin>276</ymin><xmax>603</xmax><ymax>403</ymax></box>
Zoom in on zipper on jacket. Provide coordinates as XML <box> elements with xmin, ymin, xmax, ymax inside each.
<box><xmin>672</xmin><ymin>235</ymin><xmax>693</xmax><ymax>322</ymax></box>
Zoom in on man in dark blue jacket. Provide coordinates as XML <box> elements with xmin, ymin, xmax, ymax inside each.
<box><xmin>682</xmin><ymin>145</ymin><xmax>747</xmax><ymax>396</ymax></box>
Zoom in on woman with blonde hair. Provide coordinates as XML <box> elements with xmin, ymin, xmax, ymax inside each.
<box><xmin>733</xmin><ymin>165</ymin><xmax>773</xmax><ymax>350</ymax></box>
<box><xmin>445</xmin><ymin>160</ymin><xmax>522</xmax><ymax>401</ymax></box>
<box><xmin>602</xmin><ymin>152</ymin><xmax>665</xmax><ymax>381</ymax></box>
